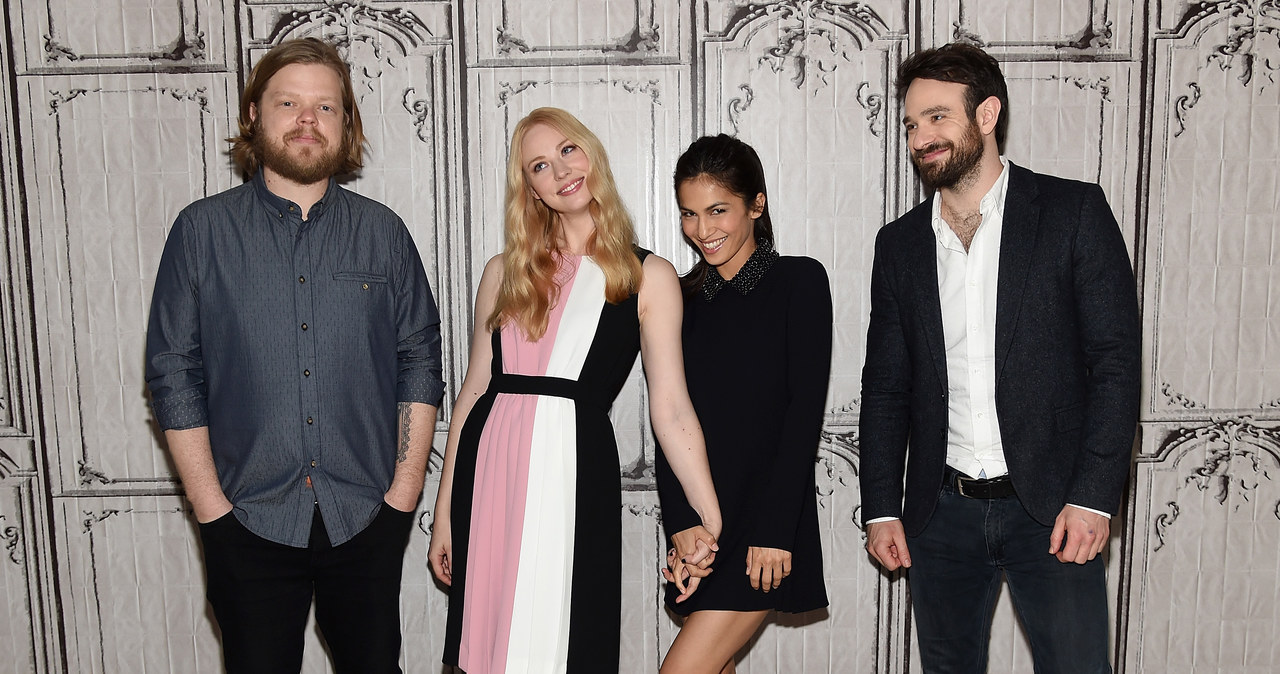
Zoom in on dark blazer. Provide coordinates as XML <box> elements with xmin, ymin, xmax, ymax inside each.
<box><xmin>858</xmin><ymin>162</ymin><xmax>1140</xmax><ymax>535</ymax></box>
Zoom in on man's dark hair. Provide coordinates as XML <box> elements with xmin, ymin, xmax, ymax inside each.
<box><xmin>896</xmin><ymin>43</ymin><xmax>1009</xmax><ymax>150</ymax></box>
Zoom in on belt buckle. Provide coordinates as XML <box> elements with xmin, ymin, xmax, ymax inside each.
<box><xmin>955</xmin><ymin>473</ymin><xmax>976</xmax><ymax>498</ymax></box>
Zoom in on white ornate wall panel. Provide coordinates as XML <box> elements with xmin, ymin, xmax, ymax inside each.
<box><xmin>1125</xmin><ymin>418</ymin><xmax>1280</xmax><ymax>672</ymax></box>
<box><xmin>465</xmin><ymin>0</ymin><xmax>688</xmax><ymax>65</ymax></box>
<box><xmin>1</xmin><ymin>0</ymin><xmax>1278</xmax><ymax>672</ymax></box>
<box><xmin>926</xmin><ymin>0</ymin><xmax>1139</xmax><ymax>58</ymax></box>
<box><xmin>11</xmin><ymin>0</ymin><xmax>233</xmax><ymax>74</ymax></box>
<box><xmin>1143</xmin><ymin>1</ymin><xmax>1280</xmax><ymax>419</ymax></box>
<box><xmin>20</xmin><ymin>72</ymin><xmax>235</xmax><ymax>493</ymax></box>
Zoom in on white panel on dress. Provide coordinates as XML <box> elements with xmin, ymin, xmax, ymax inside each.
<box><xmin>507</xmin><ymin>259</ymin><xmax>605</xmax><ymax>671</ymax></box>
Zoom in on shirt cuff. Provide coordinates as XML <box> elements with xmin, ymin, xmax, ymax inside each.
<box><xmin>396</xmin><ymin>377</ymin><xmax>446</xmax><ymax>409</ymax></box>
<box><xmin>1067</xmin><ymin>503</ymin><xmax>1112</xmax><ymax>519</ymax></box>
<box><xmin>866</xmin><ymin>516</ymin><xmax>900</xmax><ymax>525</ymax></box>
<box><xmin>151</xmin><ymin>388</ymin><xmax>209</xmax><ymax>431</ymax></box>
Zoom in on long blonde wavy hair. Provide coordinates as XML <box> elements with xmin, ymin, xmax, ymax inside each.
<box><xmin>487</xmin><ymin>107</ymin><xmax>643</xmax><ymax>340</ymax></box>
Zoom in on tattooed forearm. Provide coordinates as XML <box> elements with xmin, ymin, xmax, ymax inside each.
<box><xmin>397</xmin><ymin>402</ymin><xmax>412</xmax><ymax>463</ymax></box>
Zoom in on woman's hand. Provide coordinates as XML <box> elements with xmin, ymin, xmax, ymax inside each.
<box><xmin>428</xmin><ymin>513</ymin><xmax>453</xmax><ymax>586</ymax></box>
<box><xmin>661</xmin><ymin>525</ymin><xmax>719</xmax><ymax>602</ymax></box>
<box><xmin>745</xmin><ymin>546</ymin><xmax>792</xmax><ymax>593</ymax></box>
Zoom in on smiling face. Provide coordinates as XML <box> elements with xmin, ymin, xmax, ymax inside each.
<box><xmin>902</xmin><ymin>77</ymin><xmax>989</xmax><ymax>191</ymax></box>
<box><xmin>678</xmin><ymin>175</ymin><xmax>764</xmax><ymax>280</ymax></box>
<box><xmin>519</xmin><ymin>122</ymin><xmax>593</xmax><ymax>219</ymax></box>
<box><xmin>249</xmin><ymin>62</ymin><xmax>348</xmax><ymax>186</ymax></box>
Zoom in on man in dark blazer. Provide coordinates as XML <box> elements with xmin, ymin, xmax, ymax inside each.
<box><xmin>859</xmin><ymin>43</ymin><xmax>1140</xmax><ymax>673</ymax></box>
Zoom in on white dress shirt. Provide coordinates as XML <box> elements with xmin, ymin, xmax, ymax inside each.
<box><xmin>934</xmin><ymin>158</ymin><xmax>1010</xmax><ymax>480</ymax></box>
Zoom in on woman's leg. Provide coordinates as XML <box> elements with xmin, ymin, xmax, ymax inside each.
<box><xmin>660</xmin><ymin>610</ymin><xmax>769</xmax><ymax>674</ymax></box>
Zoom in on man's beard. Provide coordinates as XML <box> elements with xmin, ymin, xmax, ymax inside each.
<box><xmin>255</xmin><ymin>126</ymin><xmax>347</xmax><ymax>185</ymax></box>
<box><xmin>912</xmin><ymin>118</ymin><xmax>984</xmax><ymax>191</ymax></box>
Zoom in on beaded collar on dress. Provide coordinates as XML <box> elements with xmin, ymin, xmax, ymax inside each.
<box><xmin>701</xmin><ymin>242</ymin><xmax>779</xmax><ymax>300</ymax></box>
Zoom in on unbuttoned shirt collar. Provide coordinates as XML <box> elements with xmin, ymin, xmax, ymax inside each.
<box><xmin>929</xmin><ymin>156</ymin><xmax>1010</xmax><ymax>248</ymax></box>
<box><xmin>701</xmin><ymin>241</ymin><xmax>779</xmax><ymax>300</ymax></box>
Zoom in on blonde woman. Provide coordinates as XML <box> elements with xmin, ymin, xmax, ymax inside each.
<box><xmin>428</xmin><ymin>107</ymin><xmax>722</xmax><ymax>673</ymax></box>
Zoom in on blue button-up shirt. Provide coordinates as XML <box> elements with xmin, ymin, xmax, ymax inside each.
<box><xmin>146</xmin><ymin>170</ymin><xmax>445</xmax><ymax>546</ymax></box>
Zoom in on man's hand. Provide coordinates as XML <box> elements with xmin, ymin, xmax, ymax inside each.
<box><xmin>1049</xmin><ymin>505</ymin><xmax>1110</xmax><ymax>564</ymax></box>
<box><xmin>866</xmin><ymin>519</ymin><xmax>912</xmax><ymax>571</ymax></box>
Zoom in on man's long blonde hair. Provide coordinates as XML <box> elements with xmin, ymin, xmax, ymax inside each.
<box><xmin>488</xmin><ymin>107</ymin><xmax>643</xmax><ymax>340</ymax></box>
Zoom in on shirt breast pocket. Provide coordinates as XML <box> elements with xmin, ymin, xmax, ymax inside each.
<box><xmin>331</xmin><ymin>271</ymin><xmax>391</xmax><ymax>319</ymax></box>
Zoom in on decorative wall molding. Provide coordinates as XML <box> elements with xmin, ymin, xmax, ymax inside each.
<box><xmin>0</xmin><ymin>449</ymin><xmax>15</xmax><ymax>479</ymax></box>
<box><xmin>42</xmin><ymin>1</ymin><xmax>206</xmax><ymax>64</ymax></box>
<box><xmin>952</xmin><ymin>0</ymin><xmax>1112</xmax><ymax>50</ymax></box>
<box><xmin>1167</xmin><ymin>0</ymin><xmax>1280</xmax><ymax>87</ymax></box>
<box><xmin>468</xmin><ymin>0</ymin><xmax>681</xmax><ymax>65</ymax></box>
<box><xmin>16</xmin><ymin>0</ymin><xmax>225</xmax><ymax>74</ymax></box>
<box><xmin>0</xmin><ymin>513</ymin><xmax>20</xmax><ymax>564</ymax></box>
<box><xmin>711</xmin><ymin>0</ymin><xmax>890</xmax><ymax>93</ymax></box>
<box><xmin>1161</xmin><ymin>381</ymin><xmax>1206</xmax><ymax>409</ymax></box>
<box><xmin>259</xmin><ymin>0</ymin><xmax>436</xmax><ymax>56</ymax></box>
<box><xmin>1144</xmin><ymin>417</ymin><xmax>1280</xmax><ymax>550</ymax></box>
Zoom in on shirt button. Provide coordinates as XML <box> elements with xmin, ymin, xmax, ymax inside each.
<box><xmin>304</xmin><ymin>369</ymin><xmax>311</xmax><ymax>377</ymax></box>
<box><xmin>311</xmin><ymin>460</ymin><xmax>317</xmax><ymax>467</ymax></box>
<box><xmin>289</xmin><ymin>206</ymin><xmax>295</xmax><ymax>212</ymax></box>
<box><xmin>301</xmin><ymin>323</ymin><xmax>308</xmax><ymax>330</ymax></box>
<box><xmin>307</xmin><ymin>416</ymin><xmax>314</xmax><ymax>424</ymax></box>
<box><xmin>299</xmin><ymin>276</ymin><xmax>306</xmax><ymax>283</ymax></box>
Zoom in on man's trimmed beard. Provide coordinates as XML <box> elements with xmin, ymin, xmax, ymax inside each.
<box><xmin>254</xmin><ymin>123</ymin><xmax>347</xmax><ymax>185</ymax></box>
<box><xmin>912</xmin><ymin>117</ymin><xmax>985</xmax><ymax>191</ymax></box>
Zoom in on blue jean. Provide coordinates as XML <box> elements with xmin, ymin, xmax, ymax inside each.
<box><xmin>906</xmin><ymin>484</ymin><xmax>1111</xmax><ymax>674</ymax></box>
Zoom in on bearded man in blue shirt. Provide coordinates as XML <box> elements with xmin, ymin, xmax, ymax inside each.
<box><xmin>145</xmin><ymin>37</ymin><xmax>444</xmax><ymax>673</ymax></box>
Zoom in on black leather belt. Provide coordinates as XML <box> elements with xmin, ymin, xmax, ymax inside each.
<box><xmin>945</xmin><ymin>466</ymin><xmax>1016</xmax><ymax>499</ymax></box>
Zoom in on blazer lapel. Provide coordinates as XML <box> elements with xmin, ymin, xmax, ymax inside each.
<box><xmin>995</xmin><ymin>163</ymin><xmax>1041</xmax><ymax>383</ymax></box>
<box><xmin>904</xmin><ymin>200</ymin><xmax>948</xmax><ymax>393</ymax></box>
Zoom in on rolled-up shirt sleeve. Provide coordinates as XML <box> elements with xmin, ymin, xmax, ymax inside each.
<box><xmin>392</xmin><ymin>223</ymin><xmax>445</xmax><ymax>407</ymax></box>
<box><xmin>145</xmin><ymin>213</ymin><xmax>210</xmax><ymax>430</ymax></box>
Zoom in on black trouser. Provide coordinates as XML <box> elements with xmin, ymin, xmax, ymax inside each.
<box><xmin>198</xmin><ymin>504</ymin><xmax>414</xmax><ymax>673</ymax></box>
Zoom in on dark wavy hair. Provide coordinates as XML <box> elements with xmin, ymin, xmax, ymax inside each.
<box><xmin>227</xmin><ymin>37</ymin><xmax>366</xmax><ymax>177</ymax></box>
<box><xmin>896</xmin><ymin>42</ymin><xmax>1009</xmax><ymax>150</ymax></box>
<box><xmin>673</xmin><ymin>134</ymin><xmax>775</xmax><ymax>297</ymax></box>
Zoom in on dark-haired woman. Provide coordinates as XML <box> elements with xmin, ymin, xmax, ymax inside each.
<box><xmin>656</xmin><ymin>134</ymin><xmax>831</xmax><ymax>673</ymax></box>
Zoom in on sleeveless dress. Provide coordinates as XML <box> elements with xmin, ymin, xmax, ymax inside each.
<box><xmin>443</xmin><ymin>251</ymin><xmax>648</xmax><ymax>673</ymax></box>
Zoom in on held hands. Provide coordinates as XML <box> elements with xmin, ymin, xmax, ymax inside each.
<box><xmin>865</xmin><ymin>519</ymin><xmax>912</xmax><ymax>571</ymax></box>
<box><xmin>745</xmin><ymin>546</ymin><xmax>792</xmax><ymax>592</ymax></box>
<box><xmin>662</xmin><ymin>525</ymin><xmax>719</xmax><ymax>603</ymax></box>
<box><xmin>428</xmin><ymin>513</ymin><xmax>453</xmax><ymax>585</ymax></box>
<box><xmin>1049</xmin><ymin>504</ymin><xmax>1110</xmax><ymax>564</ymax></box>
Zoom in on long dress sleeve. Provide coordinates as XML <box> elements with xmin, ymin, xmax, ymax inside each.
<box><xmin>746</xmin><ymin>258</ymin><xmax>833</xmax><ymax>550</ymax></box>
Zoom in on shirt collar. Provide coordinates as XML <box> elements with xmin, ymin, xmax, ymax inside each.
<box><xmin>929</xmin><ymin>156</ymin><xmax>1009</xmax><ymax>241</ymax></box>
<box><xmin>252</xmin><ymin>169</ymin><xmax>338</xmax><ymax>221</ymax></box>
<box><xmin>701</xmin><ymin>241</ymin><xmax>779</xmax><ymax>300</ymax></box>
